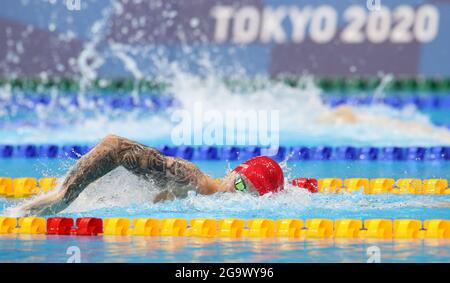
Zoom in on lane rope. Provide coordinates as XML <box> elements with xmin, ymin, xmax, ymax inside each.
<box><xmin>1</xmin><ymin>144</ymin><xmax>450</xmax><ymax>161</ymax></box>
<box><xmin>1</xmin><ymin>93</ymin><xmax>450</xmax><ymax>110</ymax></box>
<box><xmin>1</xmin><ymin>177</ymin><xmax>449</xmax><ymax>198</ymax></box>
<box><xmin>0</xmin><ymin>217</ymin><xmax>449</xmax><ymax>239</ymax></box>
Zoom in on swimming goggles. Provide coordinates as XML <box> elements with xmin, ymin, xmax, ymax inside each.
<box><xmin>234</xmin><ymin>173</ymin><xmax>247</xmax><ymax>192</ymax></box>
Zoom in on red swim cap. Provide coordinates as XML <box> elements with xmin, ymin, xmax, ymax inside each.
<box><xmin>233</xmin><ymin>156</ymin><xmax>284</xmax><ymax>196</ymax></box>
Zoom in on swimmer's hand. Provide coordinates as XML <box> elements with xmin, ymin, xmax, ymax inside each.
<box><xmin>4</xmin><ymin>187</ymin><xmax>68</xmax><ymax>217</ymax></box>
<box><xmin>4</xmin><ymin>202</ymin><xmax>47</xmax><ymax>217</ymax></box>
<box><xmin>5</xmin><ymin>204</ymin><xmax>47</xmax><ymax>217</ymax></box>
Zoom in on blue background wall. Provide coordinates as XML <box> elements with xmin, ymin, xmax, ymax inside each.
<box><xmin>1</xmin><ymin>0</ymin><xmax>449</xmax><ymax>77</ymax></box>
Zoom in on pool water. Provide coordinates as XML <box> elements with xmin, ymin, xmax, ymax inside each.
<box><xmin>1</xmin><ymin>158</ymin><xmax>450</xmax><ymax>263</ymax></box>
<box><xmin>1</xmin><ymin>235</ymin><xmax>449</xmax><ymax>263</ymax></box>
<box><xmin>1</xmin><ymin>0</ymin><xmax>450</xmax><ymax>263</ymax></box>
<box><xmin>1</xmin><ymin>159</ymin><xmax>450</xmax><ymax>219</ymax></box>
<box><xmin>1</xmin><ymin>82</ymin><xmax>450</xmax><ymax>262</ymax></box>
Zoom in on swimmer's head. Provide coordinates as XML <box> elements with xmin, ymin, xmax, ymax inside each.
<box><xmin>230</xmin><ymin>156</ymin><xmax>284</xmax><ymax>196</ymax></box>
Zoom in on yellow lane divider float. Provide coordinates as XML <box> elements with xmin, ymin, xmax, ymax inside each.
<box><xmin>0</xmin><ymin>177</ymin><xmax>57</xmax><ymax>198</ymax></box>
<box><xmin>317</xmin><ymin>178</ymin><xmax>450</xmax><ymax>194</ymax></box>
<box><xmin>0</xmin><ymin>217</ymin><xmax>449</xmax><ymax>239</ymax></box>
<box><xmin>0</xmin><ymin>177</ymin><xmax>449</xmax><ymax>198</ymax></box>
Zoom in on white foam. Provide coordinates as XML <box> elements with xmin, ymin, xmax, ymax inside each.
<box><xmin>2</xmin><ymin>72</ymin><xmax>450</xmax><ymax>146</ymax></box>
<box><xmin>63</xmin><ymin>167</ymin><xmax>158</xmax><ymax>213</ymax></box>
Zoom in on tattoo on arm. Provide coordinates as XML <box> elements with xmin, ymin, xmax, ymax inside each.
<box><xmin>117</xmin><ymin>138</ymin><xmax>203</xmax><ymax>186</ymax></box>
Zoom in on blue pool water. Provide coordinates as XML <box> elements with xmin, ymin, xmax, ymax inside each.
<box><xmin>1</xmin><ymin>158</ymin><xmax>450</xmax><ymax>262</ymax></box>
<box><xmin>1</xmin><ymin>235</ymin><xmax>449</xmax><ymax>263</ymax></box>
<box><xmin>1</xmin><ymin>159</ymin><xmax>450</xmax><ymax>217</ymax></box>
<box><xmin>1</xmin><ymin>158</ymin><xmax>450</xmax><ymax>220</ymax></box>
<box><xmin>1</xmin><ymin>0</ymin><xmax>450</xmax><ymax>263</ymax></box>
<box><xmin>1</xmin><ymin>84</ymin><xmax>450</xmax><ymax>262</ymax></box>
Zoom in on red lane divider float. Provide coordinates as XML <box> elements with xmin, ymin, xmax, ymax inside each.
<box><xmin>47</xmin><ymin>217</ymin><xmax>74</xmax><ymax>235</ymax></box>
<box><xmin>72</xmin><ymin>217</ymin><xmax>103</xmax><ymax>236</ymax></box>
<box><xmin>291</xmin><ymin>178</ymin><xmax>318</xmax><ymax>193</ymax></box>
<box><xmin>47</xmin><ymin>217</ymin><xmax>103</xmax><ymax>236</ymax></box>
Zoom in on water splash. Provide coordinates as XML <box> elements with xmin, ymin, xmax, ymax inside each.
<box><xmin>2</xmin><ymin>72</ymin><xmax>450</xmax><ymax>146</ymax></box>
<box><xmin>57</xmin><ymin>179</ymin><xmax>450</xmax><ymax>219</ymax></box>
<box><xmin>1</xmin><ymin>1</ymin><xmax>450</xmax><ymax>146</ymax></box>
<box><xmin>2</xmin><ymin>161</ymin><xmax>449</xmax><ymax>218</ymax></box>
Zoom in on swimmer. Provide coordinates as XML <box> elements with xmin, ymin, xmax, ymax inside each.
<box><xmin>11</xmin><ymin>135</ymin><xmax>284</xmax><ymax>216</ymax></box>
<box><xmin>318</xmin><ymin>105</ymin><xmax>450</xmax><ymax>142</ymax></box>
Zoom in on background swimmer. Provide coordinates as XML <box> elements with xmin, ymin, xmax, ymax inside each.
<box><xmin>317</xmin><ymin>105</ymin><xmax>450</xmax><ymax>143</ymax></box>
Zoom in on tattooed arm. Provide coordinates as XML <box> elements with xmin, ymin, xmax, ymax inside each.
<box><xmin>13</xmin><ymin>135</ymin><xmax>221</xmax><ymax>216</ymax></box>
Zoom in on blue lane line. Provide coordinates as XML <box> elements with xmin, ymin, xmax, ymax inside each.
<box><xmin>0</xmin><ymin>94</ymin><xmax>177</xmax><ymax>112</ymax></box>
<box><xmin>1</xmin><ymin>144</ymin><xmax>449</xmax><ymax>161</ymax></box>
<box><xmin>1</xmin><ymin>94</ymin><xmax>450</xmax><ymax>110</ymax></box>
